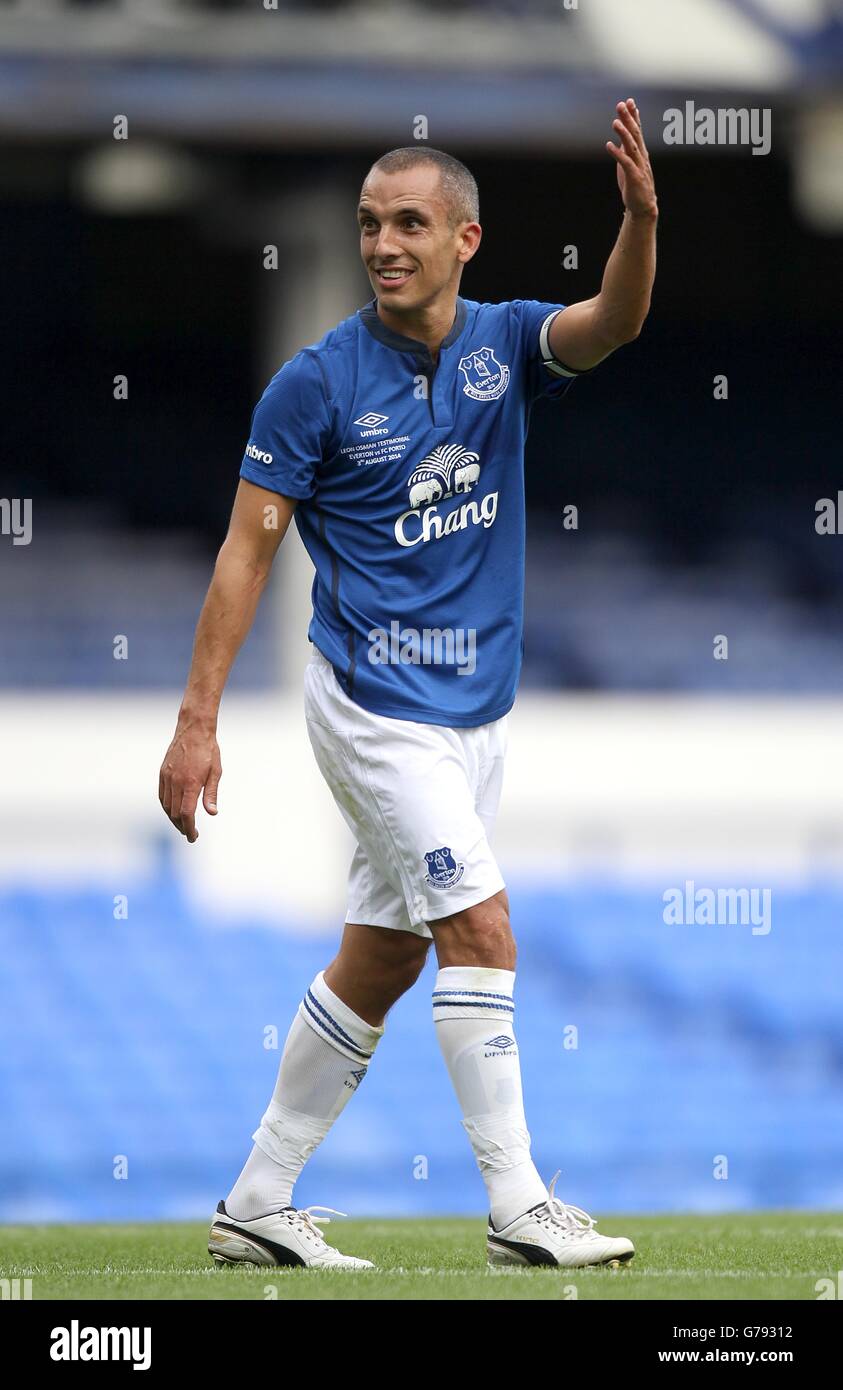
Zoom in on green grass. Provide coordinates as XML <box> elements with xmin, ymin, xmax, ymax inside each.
<box><xmin>2</xmin><ymin>1212</ymin><xmax>841</xmax><ymax>1300</ymax></box>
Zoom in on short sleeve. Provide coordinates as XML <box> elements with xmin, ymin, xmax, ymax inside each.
<box><xmin>510</xmin><ymin>299</ymin><xmax>592</xmax><ymax>402</ymax></box>
<box><xmin>239</xmin><ymin>351</ymin><xmax>332</xmax><ymax>500</ymax></box>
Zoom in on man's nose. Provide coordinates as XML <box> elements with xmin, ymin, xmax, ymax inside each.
<box><xmin>374</xmin><ymin>227</ymin><xmax>401</xmax><ymax>260</ymax></box>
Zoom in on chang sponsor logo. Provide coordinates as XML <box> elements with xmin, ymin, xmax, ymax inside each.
<box><xmin>394</xmin><ymin>442</ymin><xmax>498</xmax><ymax>547</ymax></box>
<box><xmin>395</xmin><ymin>492</ymin><xmax>498</xmax><ymax>548</ymax></box>
<box><xmin>406</xmin><ymin>442</ymin><xmax>480</xmax><ymax>508</ymax></box>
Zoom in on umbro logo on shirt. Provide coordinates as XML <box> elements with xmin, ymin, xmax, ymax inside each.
<box><xmin>354</xmin><ymin>411</ymin><xmax>390</xmax><ymax>436</ymax></box>
<box><xmin>354</xmin><ymin>411</ymin><xmax>388</xmax><ymax>426</ymax></box>
<box><xmin>245</xmin><ymin>443</ymin><xmax>273</xmax><ymax>465</ymax></box>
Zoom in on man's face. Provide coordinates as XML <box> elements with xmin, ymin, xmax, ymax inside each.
<box><xmin>358</xmin><ymin>164</ymin><xmax>478</xmax><ymax>315</ymax></box>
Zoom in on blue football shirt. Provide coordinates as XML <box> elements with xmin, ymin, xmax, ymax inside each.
<box><xmin>239</xmin><ymin>296</ymin><xmax>586</xmax><ymax>727</ymax></box>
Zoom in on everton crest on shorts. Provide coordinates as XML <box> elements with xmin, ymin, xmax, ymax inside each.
<box><xmin>424</xmin><ymin>847</ymin><xmax>465</xmax><ymax>890</ymax></box>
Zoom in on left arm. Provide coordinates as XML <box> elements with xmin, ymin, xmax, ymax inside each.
<box><xmin>549</xmin><ymin>98</ymin><xmax>658</xmax><ymax>373</ymax></box>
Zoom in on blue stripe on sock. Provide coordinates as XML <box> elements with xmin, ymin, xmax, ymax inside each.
<box><xmin>432</xmin><ymin>1000</ymin><xmax>514</xmax><ymax>1011</ymax></box>
<box><xmin>302</xmin><ymin>994</ymin><xmax>372</xmax><ymax>1060</ymax></box>
<box><xmin>306</xmin><ymin>987</ymin><xmax>368</xmax><ymax>1050</ymax></box>
<box><xmin>432</xmin><ymin>989</ymin><xmax>513</xmax><ymax>1001</ymax></box>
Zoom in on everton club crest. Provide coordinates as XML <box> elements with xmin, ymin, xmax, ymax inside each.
<box><xmin>458</xmin><ymin>346</ymin><xmax>510</xmax><ymax>401</ymax></box>
<box><xmin>424</xmin><ymin>846</ymin><xmax>465</xmax><ymax>889</ymax></box>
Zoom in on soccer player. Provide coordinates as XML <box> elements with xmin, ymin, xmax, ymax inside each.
<box><xmin>159</xmin><ymin>99</ymin><xmax>657</xmax><ymax>1270</ymax></box>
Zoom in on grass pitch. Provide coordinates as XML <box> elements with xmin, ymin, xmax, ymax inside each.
<box><xmin>3</xmin><ymin>1211</ymin><xmax>840</xmax><ymax>1300</ymax></box>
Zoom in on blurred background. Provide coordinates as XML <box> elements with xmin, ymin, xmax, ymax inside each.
<box><xmin>1</xmin><ymin>0</ymin><xmax>842</xmax><ymax>1223</ymax></box>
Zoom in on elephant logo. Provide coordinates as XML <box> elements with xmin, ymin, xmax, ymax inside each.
<box><xmin>407</xmin><ymin>444</ymin><xmax>481</xmax><ymax>510</ymax></box>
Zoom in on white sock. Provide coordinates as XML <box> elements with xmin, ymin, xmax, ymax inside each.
<box><xmin>432</xmin><ymin>965</ymin><xmax>548</xmax><ymax>1229</ymax></box>
<box><xmin>225</xmin><ymin>971</ymin><xmax>384</xmax><ymax>1221</ymax></box>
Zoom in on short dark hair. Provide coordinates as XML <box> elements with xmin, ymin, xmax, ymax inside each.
<box><xmin>364</xmin><ymin>146</ymin><xmax>479</xmax><ymax>227</ymax></box>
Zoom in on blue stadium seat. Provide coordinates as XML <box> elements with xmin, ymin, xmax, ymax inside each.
<box><xmin>1</xmin><ymin>875</ymin><xmax>840</xmax><ymax>1220</ymax></box>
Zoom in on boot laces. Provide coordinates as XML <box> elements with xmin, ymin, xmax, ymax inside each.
<box><xmin>284</xmin><ymin>1204</ymin><xmax>347</xmax><ymax>1248</ymax></box>
<box><xmin>535</xmin><ymin>1171</ymin><xmax>600</xmax><ymax>1241</ymax></box>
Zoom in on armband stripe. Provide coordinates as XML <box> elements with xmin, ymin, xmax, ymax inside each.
<box><xmin>539</xmin><ymin>310</ymin><xmax>582</xmax><ymax>378</ymax></box>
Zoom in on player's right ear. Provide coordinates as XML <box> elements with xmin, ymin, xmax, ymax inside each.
<box><xmin>457</xmin><ymin>222</ymin><xmax>482</xmax><ymax>264</ymax></box>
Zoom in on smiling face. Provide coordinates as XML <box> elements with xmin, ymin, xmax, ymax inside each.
<box><xmin>358</xmin><ymin>162</ymin><xmax>480</xmax><ymax>320</ymax></box>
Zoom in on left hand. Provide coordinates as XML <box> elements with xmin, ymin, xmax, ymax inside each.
<box><xmin>606</xmin><ymin>98</ymin><xmax>657</xmax><ymax>218</ymax></box>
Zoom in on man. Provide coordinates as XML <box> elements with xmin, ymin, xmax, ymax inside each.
<box><xmin>159</xmin><ymin>99</ymin><xmax>657</xmax><ymax>1271</ymax></box>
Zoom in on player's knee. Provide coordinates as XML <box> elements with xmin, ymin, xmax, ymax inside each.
<box><xmin>356</xmin><ymin>932</ymin><xmax>430</xmax><ymax>997</ymax></box>
<box><xmin>430</xmin><ymin>891</ymin><xmax>515</xmax><ymax>968</ymax></box>
<box><xmin>390</xmin><ymin>939</ymin><xmax>431</xmax><ymax>991</ymax></box>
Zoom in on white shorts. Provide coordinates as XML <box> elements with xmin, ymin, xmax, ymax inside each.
<box><xmin>304</xmin><ymin>646</ymin><xmax>507</xmax><ymax>939</ymax></box>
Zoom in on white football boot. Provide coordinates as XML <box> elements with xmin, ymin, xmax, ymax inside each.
<box><xmin>208</xmin><ymin>1199</ymin><xmax>374</xmax><ymax>1270</ymax></box>
<box><xmin>487</xmin><ymin>1171</ymin><xmax>635</xmax><ymax>1269</ymax></box>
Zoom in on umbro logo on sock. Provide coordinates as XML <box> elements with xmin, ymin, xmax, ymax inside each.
<box><xmin>344</xmin><ymin>1067</ymin><xmax>367</xmax><ymax>1091</ymax></box>
<box><xmin>486</xmin><ymin>1035</ymin><xmax>515</xmax><ymax>1049</ymax></box>
<box><xmin>484</xmin><ymin>1034</ymin><xmax>517</xmax><ymax>1058</ymax></box>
